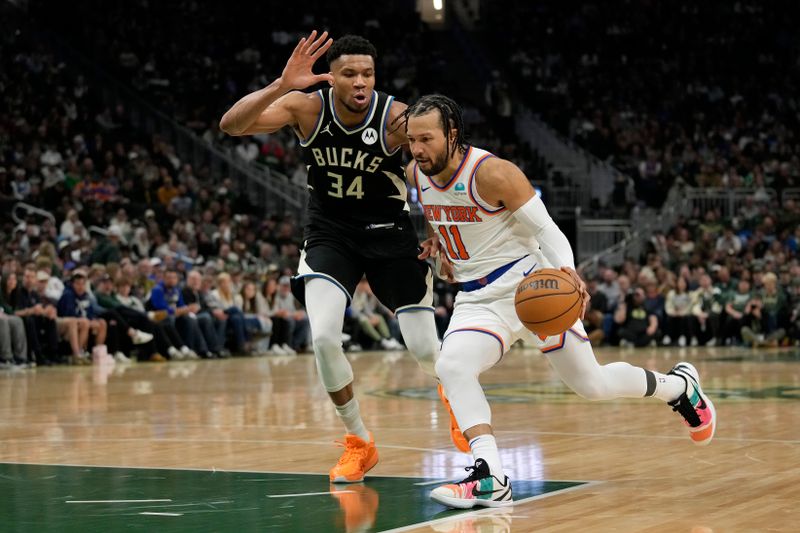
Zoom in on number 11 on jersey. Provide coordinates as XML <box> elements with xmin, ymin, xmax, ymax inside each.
<box><xmin>438</xmin><ymin>225</ymin><xmax>470</xmax><ymax>260</ymax></box>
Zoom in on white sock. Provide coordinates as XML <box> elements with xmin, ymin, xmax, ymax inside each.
<box><xmin>650</xmin><ymin>371</ymin><xmax>686</xmax><ymax>402</ymax></box>
<box><xmin>335</xmin><ymin>398</ymin><xmax>370</xmax><ymax>442</ymax></box>
<box><xmin>469</xmin><ymin>434</ymin><xmax>504</xmax><ymax>478</ymax></box>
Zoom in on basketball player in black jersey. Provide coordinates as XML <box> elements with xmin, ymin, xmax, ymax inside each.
<box><xmin>220</xmin><ymin>32</ymin><xmax>450</xmax><ymax>483</ymax></box>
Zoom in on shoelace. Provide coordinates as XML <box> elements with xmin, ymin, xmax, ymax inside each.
<box><xmin>334</xmin><ymin>440</ymin><xmax>369</xmax><ymax>466</ymax></box>
<box><xmin>456</xmin><ymin>462</ymin><xmax>489</xmax><ymax>484</ymax></box>
<box><xmin>670</xmin><ymin>394</ymin><xmax>702</xmax><ymax>427</ymax></box>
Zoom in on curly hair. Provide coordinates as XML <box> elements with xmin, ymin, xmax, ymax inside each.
<box><xmin>326</xmin><ymin>35</ymin><xmax>377</xmax><ymax>66</ymax></box>
<box><xmin>399</xmin><ymin>94</ymin><xmax>468</xmax><ymax>160</ymax></box>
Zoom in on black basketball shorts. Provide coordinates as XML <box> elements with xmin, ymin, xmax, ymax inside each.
<box><xmin>291</xmin><ymin>239</ymin><xmax>434</xmax><ymax>313</ymax></box>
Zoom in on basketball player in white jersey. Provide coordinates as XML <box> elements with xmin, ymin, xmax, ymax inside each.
<box><xmin>403</xmin><ymin>95</ymin><xmax>717</xmax><ymax>509</ymax></box>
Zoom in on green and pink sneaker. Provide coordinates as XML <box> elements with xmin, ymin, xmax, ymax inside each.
<box><xmin>668</xmin><ymin>362</ymin><xmax>717</xmax><ymax>446</ymax></box>
<box><xmin>430</xmin><ymin>459</ymin><xmax>513</xmax><ymax>509</ymax></box>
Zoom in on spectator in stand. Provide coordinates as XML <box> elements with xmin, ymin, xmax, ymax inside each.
<box><xmin>208</xmin><ymin>272</ymin><xmax>248</xmax><ymax>355</ymax></box>
<box><xmin>664</xmin><ymin>276</ymin><xmax>697</xmax><ymax>347</ymax></box>
<box><xmin>36</xmin><ymin>270</ymin><xmax>87</xmax><ymax>365</ymax></box>
<box><xmin>787</xmin><ymin>280</ymin><xmax>800</xmax><ymax>345</ymax></box>
<box><xmin>742</xmin><ymin>272</ymin><xmax>788</xmax><ymax>347</ymax></box>
<box><xmin>182</xmin><ymin>271</ymin><xmax>230</xmax><ymax>358</ymax></box>
<box><xmin>239</xmin><ymin>280</ymin><xmax>272</xmax><ymax>353</ymax></box>
<box><xmin>273</xmin><ymin>276</ymin><xmax>309</xmax><ymax>352</ymax></box>
<box><xmin>596</xmin><ymin>268</ymin><xmax>621</xmax><ymax>312</ymax></box>
<box><xmin>643</xmin><ymin>282</ymin><xmax>666</xmax><ymax>337</ymax></box>
<box><xmin>109</xmin><ymin>209</ymin><xmax>132</xmax><ymax>240</ymax></box>
<box><xmin>716</xmin><ymin>228</ymin><xmax>743</xmax><ymax>257</ymax></box>
<box><xmin>262</xmin><ymin>277</ymin><xmax>295</xmax><ymax>355</ymax></box>
<box><xmin>11</xmin><ymin>267</ymin><xmax>60</xmax><ymax>365</ymax></box>
<box><xmin>89</xmin><ymin>226</ymin><xmax>124</xmax><ymax>264</ymax></box>
<box><xmin>615</xmin><ymin>287</ymin><xmax>659</xmax><ymax>348</ymax></box>
<box><xmin>722</xmin><ymin>278</ymin><xmax>753</xmax><ymax>345</ymax></box>
<box><xmin>351</xmin><ymin>279</ymin><xmax>403</xmax><ymax>351</ymax></box>
<box><xmin>0</xmin><ymin>273</ymin><xmax>29</xmax><ymax>367</ymax></box>
<box><xmin>147</xmin><ymin>268</ymin><xmax>203</xmax><ymax>359</ymax></box>
<box><xmin>57</xmin><ymin>271</ymin><xmax>116</xmax><ymax>360</ymax></box>
<box><xmin>157</xmin><ymin>176</ymin><xmax>179</xmax><ymax>207</ymax></box>
<box><xmin>116</xmin><ymin>277</ymin><xmax>186</xmax><ymax>361</ymax></box>
<box><xmin>94</xmin><ymin>274</ymin><xmax>159</xmax><ymax>361</ymax></box>
<box><xmin>692</xmin><ymin>274</ymin><xmax>725</xmax><ymax>347</ymax></box>
<box><xmin>59</xmin><ymin>209</ymin><xmax>81</xmax><ymax>240</ymax></box>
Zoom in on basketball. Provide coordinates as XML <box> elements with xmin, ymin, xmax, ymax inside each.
<box><xmin>515</xmin><ymin>268</ymin><xmax>582</xmax><ymax>336</ymax></box>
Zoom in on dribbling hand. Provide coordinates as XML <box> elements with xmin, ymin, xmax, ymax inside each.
<box><xmin>281</xmin><ymin>30</ymin><xmax>335</xmax><ymax>90</ymax></box>
<box><xmin>419</xmin><ymin>236</ymin><xmax>456</xmax><ymax>283</ymax></box>
<box><xmin>560</xmin><ymin>266</ymin><xmax>590</xmax><ymax>320</ymax></box>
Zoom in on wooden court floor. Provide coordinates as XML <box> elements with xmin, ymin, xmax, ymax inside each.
<box><xmin>1</xmin><ymin>345</ymin><xmax>798</xmax><ymax>532</ymax></box>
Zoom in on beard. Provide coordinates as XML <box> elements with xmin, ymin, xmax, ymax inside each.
<box><xmin>420</xmin><ymin>151</ymin><xmax>450</xmax><ymax>176</ymax></box>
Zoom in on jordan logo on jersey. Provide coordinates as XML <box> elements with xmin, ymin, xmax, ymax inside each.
<box><xmin>423</xmin><ymin>204</ymin><xmax>483</xmax><ymax>222</ymax></box>
<box><xmin>362</xmin><ymin>127</ymin><xmax>378</xmax><ymax>145</ymax></box>
<box><xmin>320</xmin><ymin>122</ymin><xmax>333</xmax><ymax>136</ymax></box>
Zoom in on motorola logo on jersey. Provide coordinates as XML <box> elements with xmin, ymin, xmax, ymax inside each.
<box><xmin>310</xmin><ymin>147</ymin><xmax>384</xmax><ymax>173</ymax></box>
<box><xmin>361</xmin><ymin>127</ymin><xmax>378</xmax><ymax>145</ymax></box>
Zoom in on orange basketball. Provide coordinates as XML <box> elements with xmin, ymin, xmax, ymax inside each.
<box><xmin>515</xmin><ymin>268</ymin><xmax>582</xmax><ymax>337</ymax></box>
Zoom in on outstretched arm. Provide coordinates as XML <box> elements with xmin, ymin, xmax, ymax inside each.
<box><xmin>219</xmin><ymin>30</ymin><xmax>334</xmax><ymax>136</ymax></box>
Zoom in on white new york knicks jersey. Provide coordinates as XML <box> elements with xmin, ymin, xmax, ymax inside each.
<box><xmin>415</xmin><ymin>146</ymin><xmax>538</xmax><ymax>282</ymax></box>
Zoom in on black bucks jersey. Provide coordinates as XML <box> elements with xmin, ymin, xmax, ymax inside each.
<box><xmin>297</xmin><ymin>88</ymin><xmax>418</xmax><ymax>258</ymax></box>
<box><xmin>290</xmin><ymin>88</ymin><xmax>433</xmax><ymax>312</ymax></box>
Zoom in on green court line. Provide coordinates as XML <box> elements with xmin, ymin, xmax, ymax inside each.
<box><xmin>1</xmin><ymin>462</ymin><xmax>587</xmax><ymax>532</ymax></box>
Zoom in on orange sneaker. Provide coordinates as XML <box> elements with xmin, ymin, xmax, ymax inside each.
<box><xmin>330</xmin><ymin>433</ymin><xmax>379</xmax><ymax>483</ymax></box>
<box><xmin>330</xmin><ymin>483</ymin><xmax>379</xmax><ymax>532</ymax></box>
<box><xmin>438</xmin><ymin>383</ymin><xmax>470</xmax><ymax>453</ymax></box>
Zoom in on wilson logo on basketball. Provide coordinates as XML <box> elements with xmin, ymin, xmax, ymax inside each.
<box><xmin>517</xmin><ymin>279</ymin><xmax>558</xmax><ymax>293</ymax></box>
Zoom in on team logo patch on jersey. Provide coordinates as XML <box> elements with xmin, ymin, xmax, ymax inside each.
<box><xmin>362</xmin><ymin>127</ymin><xmax>378</xmax><ymax>145</ymax></box>
<box><xmin>455</xmin><ymin>183</ymin><xmax>466</xmax><ymax>191</ymax></box>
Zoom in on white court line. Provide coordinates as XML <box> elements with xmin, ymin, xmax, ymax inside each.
<box><xmin>0</xmin><ymin>437</ymin><xmax>459</xmax><ymax>456</ymax></box>
<box><xmin>2</xmin><ymin>425</ymin><xmax>798</xmax><ymax>445</ymax></box>
<box><xmin>380</xmin><ymin>482</ymin><xmax>601</xmax><ymax>533</ymax></box>
<box><xmin>139</xmin><ymin>512</ymin><xmax>182</xmax><ymax>516</ymax></box>
<box><xmin>267</xmin><ymin>490</ymin><xmax>353</xmax><ymax>498</ymax></box>
<box><xmin>0</xmin><ymin>460</ymin><xmax>588</xmax><ymax>484</ymax></box>
<box><xmin>67</xmin><ymin>499</ymin><xmax>172</xmax><ymax>504</ymax></box>
<box><xmin>494</xmin><ymin>430</ymin><xmax>800</xmax><ymax>445</ymax></box>
<box><xmin>414</xmin><ymin>478</ymin><xmax>453</xmax><ymax>486</ymax></box>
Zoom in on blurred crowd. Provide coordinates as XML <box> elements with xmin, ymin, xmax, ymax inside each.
<box><xmin>0</xmin><ymin>7</ymin><xmax>426</xmax><ymax>367</ymax></box>
<box><xmin>5</xmin><ymin>1</ymin><xmax>800</xmax><ymax>367</ymax></box>
<box><xmin>483</xmin><ymin>0</ymin><xmax>800</xmax><ymax>213</ymax></box>
<box><xmin>28</xmin><ymin>0</ymin><xmax>543</xmax><ymax>184</ymax></box>
<box><xmin>582</xmin><ymin>195</ymin><xmax>800</xmax><ymax>349</ymax></box>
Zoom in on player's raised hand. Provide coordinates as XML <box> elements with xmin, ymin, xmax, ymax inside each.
<box><xmin>560</xmin><ymin>266</ymin><xmax>590</xmax><ymax>319</ymax></box>
<box><xmin>281</xmin><ymin>30</ymin><xmax>335</xmax><ymax>90</ymax></box>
